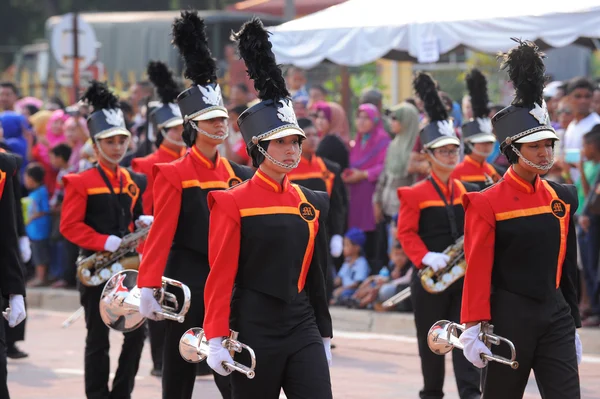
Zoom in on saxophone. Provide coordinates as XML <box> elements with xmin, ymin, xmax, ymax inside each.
<box><xmin>76</xmin><ymin>226</ymin><xmax>150</xmax><ymax>287</ymax></box>
<box><xmin>419</xmin><ymin>236</ymin><xmax>466</xmax><ymax>293</ymax></box>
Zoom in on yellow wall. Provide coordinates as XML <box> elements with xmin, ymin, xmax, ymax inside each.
<box><xmin>378</xmin><ymin>59</ymin><xmax>413</xmax><ymax>107</ymax></box>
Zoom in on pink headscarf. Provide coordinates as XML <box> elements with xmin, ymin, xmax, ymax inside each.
<box><xmin>357</xmin><ymin>103</ymin><xmax>386</xmax><ymax>138</ymax></box>
<box><xmin>36</xmin><ymin>109</ymin><xmax>68</xmax><ymax>164</ymax></box>
<box><xmin>311</xmin><ymin>101</ymin><xmax>350</xmax><ymax>145</ymax></box>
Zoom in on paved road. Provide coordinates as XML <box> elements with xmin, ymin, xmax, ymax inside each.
<box><xmin>7</xmin><ymin>310</ymin><xmax>600</xmax><ymax>399</ymax></box>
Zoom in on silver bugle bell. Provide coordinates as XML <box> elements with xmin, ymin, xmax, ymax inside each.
<box><xmin>179</xmin><ymin>327</ymin><xmax>257</xmax><ymax>379</ymax></box>
<box><xmin>427</xmin><ymin>320</ymin><xmax>519</xmax><ymax>369</ymax></box>
<box><xmin>99</xmin><ymin>269</ymin><xmax>191</xmax><ymax>333</ymax></box>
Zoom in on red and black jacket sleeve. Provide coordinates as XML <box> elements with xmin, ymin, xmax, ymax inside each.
<box><xmin>396</xmin><ymin>186</ymin><xmax>429</xmax><ymax>268</ymax></box>
<box><xmin>0</xmin><ymin>153</ymin><xmax>25</xmax><ymax>298</ymax></box>
<box><xmin>137</xmin><ymin>163</ymin><xmax>182</xmax><ymax>288</ymax></box>
<box><xmin>460</xmin><ymin>191</ymin><xmax>496</xmax><ymax>324</ymax></box>
<box><xmin>60</xmin><ymin>172</ymin><xmax>110</xmax><ymax>252</ymax></box>
<box><xmin>204</xmin><ymin>190</ymin><xmax>241</xmax><ymax>339</ymax></box>
<box><xmin>304</xmin><ymin>189</ymin><xmax>333</xmax><ymax>338</ymax></box>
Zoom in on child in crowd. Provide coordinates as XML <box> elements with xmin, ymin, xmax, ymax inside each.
<box><xmin>23</xmin><ymin>162</ymin><xmax>52</xmax><ymax>286</ymax></box>
<box><xmin>331</xmin><ymin>227</ymin><xmax>370</xmax><ymax>305</ymax></box>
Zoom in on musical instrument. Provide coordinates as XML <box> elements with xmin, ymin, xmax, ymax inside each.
<box><xmin>179</xmin><ymin>327</ymin><xmax>257</xmax><ymax>379</ymax></box>
<box><xmin>62</xmin><ymin>306</ymin><xmax>85</xmax><ymax>328</ymax></box>
<box><xmin>76</xmin><ymin>226</ymin><xmax>150</xmax><ymax>287</ymax></box>
<box><xmin>381</xmin><ymin>286</ymin><xmax>411</xmax><ymax>308</ymax></box>
<box><xmin>427</xmin><ymin>320</ymin><xmax>519</xmax><ymax>369</ymax></box>
<box><xmin>419</xmin><ymin>236</ymin><xmax>466</xmax><ymax>294</ymax></box>
<box><xmin>99</xmin><ymin>269</ymin><xmax>191</xmax><ymax>333</ymax></box>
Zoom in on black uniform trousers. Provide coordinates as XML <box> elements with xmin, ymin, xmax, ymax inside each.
<box><xmin>230</xmin><ymin>288</ymin><xmax>332</xmax><ymax>399</ymax></box>
<box><xmin>0</xmin><ymin>305</ymin><xmax>9</xmax><ymax>399</ymax></box>
<box><xmin>148</xmin><ymin>320</ymin><xmax>165</xmax><ymax>370</ymax></box>
<box><xmin>482</xmin><ymin>288</ymin><xmax>580</xmax><ymax>399</ymax></box>
<box><xmin>162</xmin><ymin>287</ymin><xmax>231</xmax><ymax>399</ymax></box>
<box><xmin>80</xmin><ymin>284</ymin><xmax>146</xmax><ymax>399</ymax></box>
<box><xmin>162</xmin><ymin>247</ymin><xmax>230</xmax><ymax>399</ymax></box>
<box><xmin>411</xmin><ymin>275</ymin><xmax>481</xmax><ymax>399</ymax></box>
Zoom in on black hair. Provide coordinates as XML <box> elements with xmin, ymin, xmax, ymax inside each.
<box><xmin>504</xmin><ymin>141</ymin><xmax>556</xmax><ymax>165</ymax></box>
<box><xmin>567</xmin><ymin>77</ymin><xmax>595</xmax><ymax>95</ymax></box>
<box><xmin>359</xmin><ymin>88</ymin><xmax>383</xmax><ymax>108</ymax></box>
<box><xmin>297</xmin><ymin>117</ymin><xmax>314</xmax><ymax>130</ymax></box>
<box><xmin>25</xmin><ymin>162</ymin><xmax>45</xmax><ymax>183</ymax></box>
<box><xmin>48</xmin><ymin>96</ymin><xmax>65</xmax><ymax>110</ymax></box>
<box><xmin>583</xmin><ymin>124</ymin><xmax>600</xmax><ymax>151</ymax></box>
<box><xmin>404</xmin><ymin>97</ymin><xmax>417</xmax><ymax>108</ymax></box>
<box><xmin>230</xmin><ymin>105</ymin><xmax>247</xmax><ymax>116</ymax></box>
<box><xmin>119</xmin><ymin>101</ymin><xmax>133</xmax><ymax>116</ymax></box>
<box><xmin>23</xmin><ymin>104</ymin><xmax>39</xmax><ymax>116</ymax></box>
<box><xmin>0</xmin><ymin>82</ymin><xmax>18</xmax><ymax>96</ymax></box>
<box><xmin>310</xmin><ymin>84</ymin><xmax>328</xmax><ymax>95</ymax></box>
<box><xmin>50</xmin><ymin>143</ymin><xmax>72</xmax><ymax>162</ymax></box>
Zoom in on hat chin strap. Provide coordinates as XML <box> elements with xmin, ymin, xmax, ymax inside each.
<box><xmin>466</xmin><ymin>142</ymin><xmax>494</xmax><ymax>158</ymax></box>
<box><xmin>96</xmin><ymin>137</ymin><xmax>130</xmax><ymax>165</ymax></box>
<box><xmin>510</xmin><ymin>144</ymin><xmax>554</xmax><ymax>172</ymax></box>
<box><xmin>256</xmin><ymin>143</ymin><xmax>302</xmax><ymax>170</ymax></box>
<box><xmin>189</xmin><ymin>121</ymin><xmax>229</xmax><ymax>141</ymax></box>
<box><xmin>160</xmin><ymin>128</ymin><xmax>185</xmax><ymax>147</ymax></box>
<box><xmin>427</xmin><ymin>150</ymin><xmax>457</xmax><ymax>171</ymax></box>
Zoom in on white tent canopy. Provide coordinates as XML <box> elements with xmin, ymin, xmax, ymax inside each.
<box><xmin>268</xmin><ymin>0</ymin><xmax>600</xmax><ymax>68</ymax></box>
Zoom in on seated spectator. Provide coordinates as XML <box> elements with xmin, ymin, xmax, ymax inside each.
<box><xmin>331</xmin><ymin>228</ymin><xmax>370</xmax><ymax>305</ymax></box>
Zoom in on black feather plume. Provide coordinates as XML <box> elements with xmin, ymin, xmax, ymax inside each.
<box><xmin>498</xmin><ymin>38</ymin><xmax>547</xmax><ymax>107</ymax></box>
<box><xmin>81</xmin><ymin>81</ymin><xmax>119</xmax><ymax>111</ymax></box>
<box><xmin>231</xmin><ymin>17</ymin><xmax>289</xmax><ymax>100</ymax></box>
<box><xmin>171</xmin><ymin>10</ymin><xmax>217</xmax><ymax>85</ymax></box>
<box><xmin>147</xmin><ymin>61</ymin><xmax>180</xmax><ymax>104</ymax></box>
<box><xmin>466</xmin><ymin>69</ymin><xmax>490</xmax><ymax>119</ymax></box>
<box><xmin>413</xmin><ymin>72</ymin><xmax>448</xmax><ymax>122</ymax></box>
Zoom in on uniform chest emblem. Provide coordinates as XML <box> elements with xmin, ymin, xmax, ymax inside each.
<box><xmin>228</xmin><ymin>177</ymin><xmax>242</xmax><ymax>188</ymax></box>
<box><xmin>128</xmin><ymin>184</ymin><xmax>137</xmax><ymax>196</ymax></box>
<box><xmin>299</xmin><ymin>202</ymin><xmax>317</xmax><ymax>222</ymax></box>
<box><xmin>550</xmin><ymin>199</ymin><xmax>566</xmax><ymax>218</ymax></box>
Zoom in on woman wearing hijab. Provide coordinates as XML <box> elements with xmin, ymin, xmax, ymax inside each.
<box><xmin>312</xmin><ymin>101</ymin><xmax>350</xmax><ymax>171</ymax></box>
<box><xmin>373</xmin><ymin>102</ymin><xmax>420</xmax><ymax>257</ymax></box>
<box><xmin>344</xmin><ymin>103</ymin><xmax>391</xmax><ymax>261</ymax></box>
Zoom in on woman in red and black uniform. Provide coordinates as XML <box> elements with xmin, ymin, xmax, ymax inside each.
<box><xmin>203</xmin><ymin>18</ymin><xmax>332</xmax><ymax>399</ymax></box>
<box><xmin>135</xmin><ymin>11</ymin><xmax>250</xmax><ymax>399</ymax></box>
<box><xmin>397</xmin><ymin>73</ymin><xmax>481</xmax><ymax>399</ymax></box>
<box><xmin>451</xmin><ymin>69</ymin><xmax>500</xmax><ymax>190</ymax></box>
<box><xmin>459</xmin><ymin>39</ymin><xmax>581</xmax><ymax>399</ymax></box>
<box><xmin>60</xmin><ymin>81</ymin><xmax>150</xmax><ymax>399</ymax></box>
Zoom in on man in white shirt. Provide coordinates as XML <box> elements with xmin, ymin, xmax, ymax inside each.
<box><xmin>562</xmin><ymin>77</ymin><xmax>600</xmax><ymax>182</ymax></box>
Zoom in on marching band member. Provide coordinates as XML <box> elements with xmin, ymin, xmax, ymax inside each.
<box><xmin>396</xmin><ymin>72</ymin><xmax>481</xmax><ymax>399</ymax></box>
<box><xmin>451</xmin><ymin>69</ymin><xmax>501</xmax><ymax>190</ymax></box>
<box><xmin>203</xmin><ymin>18</ymin><xmax>333</xmax><ymax>399</ymax></box>
<box><xmin>135</xmin><ymin>11</ymin><xmax>251</xmax><ymax>399</ymax></box>
<box><xmin>59</xmin><ymin>81</ymin><xmax>150</xmax><ymax>399</ymax></box>
<box><xmin>459</xmin><ymin>39</ymin><xmax>581</xmax><ymax>399</ymax></box>
<box><xmin>0</xmin><ymin>151</ymin><xmax>27</xmax><ymax>399</ymax></box>
<box><xmin>288</xmin><ymin>117</ymin><xmax>347</xmax><ymax>295</ymax></box>
<box><xmin>131</xmin><ymin>60</ymin><xmax>185</xmax><ymax>377</ymax></box>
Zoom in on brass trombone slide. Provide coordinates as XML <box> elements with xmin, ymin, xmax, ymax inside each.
<box><xmin>427</xmin><ymin>320</ymin><xmax>519</xmax><ymax>369</ymax></box>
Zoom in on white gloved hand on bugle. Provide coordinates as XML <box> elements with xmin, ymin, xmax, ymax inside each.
<box><xmin>207</xmin><ymin>337</ymin><xmax>234</xmax><ymax>376</ymax></box>
<box><xmin>459</xmin><ymin>323</ymin><xmax>493</xmax><ymax>368</ymax></box>
<box><xmin>104</xmin><ymin>235</ymin><xmax>122</xmax><ymax>252</ymax></box>
<box><xmin>7</xmin><ymin>294</ymin><xmax>26</xmax><ymax>328</ymax></box>
<box><xmin>135</xmin><ymin>215</ymin><xmax>154</xmax><ymax>229</ymax></box>
<box><xmin>421</xmin><ymin>252</ymin><xmax>450</xmax><ymax>272</ymax></box>
<box><xmin>139</xmin><ymin>287</ymin><xmax>164</xmax><ymax>321</ymax></box>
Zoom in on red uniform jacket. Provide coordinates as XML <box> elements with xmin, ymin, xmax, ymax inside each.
<box><xmin>60</xmin><ymin>161</ymin><xmax>145</xmax><ymax>253</ymax></box>
<box><xmin>136</xmin><ymin>146</ymin><xmax>252</xmax><ymax>288</ymax></box>
<box><xmin>461</xmin><ymin>167</ymin><xmax>581</xmax><ymax>327</ymax></box>
<box><xmin>131</xmin><ymin>144</ymin><xmax>183</xmax><ymax>216</ymax></box>
<box><xmin>397</xmin><ymin>172</ymin><xmax>475</xmax><ymax>268</ymax></box>
<box><xmin>203</xmin><ymin>169</ymin><xmax>332</xmax><ymax>340</ymax></box>
<box><xmin>451</xmin><ymin>155</ymin><xmax>500</xmax><ymax>190</ymax></box>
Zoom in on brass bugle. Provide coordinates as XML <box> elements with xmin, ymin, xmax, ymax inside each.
<box><xmin>179</xmin><ymin>327</ymin><xmax>257</xmax><ymax>379</ymax></box>
<box><xmin>427</xmin><ymin>320</ymin><xmax>519</xmax><ymax>369</ymax></box>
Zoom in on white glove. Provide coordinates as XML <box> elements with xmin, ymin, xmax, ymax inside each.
<box><xmin>330</xmin><ymin>235</ymin><xmax>343</xmax><ymax>258</ymax></box>
<box><xmin>421</xmin><ymin>252</ymin><xmax>450</xmax><ymax>272</ymax></box>
<box><xmin>104</xmin><ymin>235</ymin><xmax>122</xmax><ymax>252</ymax></box>
<box><xmin>575</xmin><ymin>331</ymin><xmax>582</xmax><ymax>365</ymax></box>
<box><xmin>135</xmin><ymin>215</ymin><xmax>154</xmax><ymax>229</ymax></box>
<box><xmin>139</xmin><ymin>287</ymin><xmax>164</xmax><ymax>321</ymax></box>
<box><xmin>322</xmin><ymin>337</ymin><xmax>332</xmax><ymax>367</ymax></box>
<box><xmin>19</xmin><ymin>236</ymin><xmax>31</xmax><ymax>263</ymax></box>
<box><xmin>7</xmin><ymin>295</ymin><xmax>26</xmax><ymax>328</ymax></box>
<box><xmin>459</xmin><ymin>323</ymin><xmax>493</xmax><ymax>368</ymax></box>
<box><xmin>207</xmin><ymin>337</ymin><xmax>234</xmax><ymax>376</ymax></box>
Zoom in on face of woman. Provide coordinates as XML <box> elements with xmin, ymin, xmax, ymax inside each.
<box><xmin>391</xmin><ymin>117</ymin><xmax>403</xmax><ymax>135</ymax></box>
<box><xmin>473</xmin><ymin>142</ymin><xmax>494</xmax><ymax>156</ymax></box>
<box><xmin>427</xmin><ymin>144</ymin><xmax>460</xmax><ymax>170</ymax></box>
<box><xmin>195</xmin><ymin>117</ymin><xmax>228</xmax><ymax>146</ymax></box>
<box><xmin>166</xmin><ymin>125</ymin><xmax>184</xmax><ymax>145</ymax></box>
<box><xmin>263</xmin><ymin>135</ymin><xmax>302</xmax><ymax>173</ymax></box>
<box><xmin>355</xmin><ymin>111</ymin><xmax>374</xmax><ymax>135</ymax></box>
<box><xmin>51</xmin><ymin>119</ymin><xmax>64</xmax><ymax>135</ymax></box>
<box><xmin>94</xmin><ymin>135</ymin><xmax>129</xmax><ymax>164</ymax></box>
<box><xmin>517</xmin><ymin>139</ymin><xmax>554</xmax><ymax>173</ymax></box>
<box><xmin>314</xmin><ymin>110</ymin><xmax>330</xmax><ymax>134</ymax></box>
